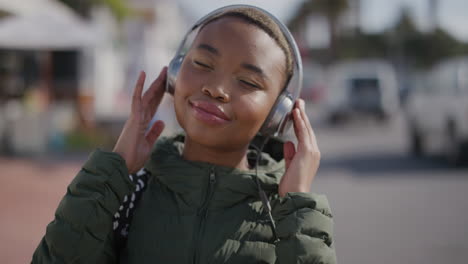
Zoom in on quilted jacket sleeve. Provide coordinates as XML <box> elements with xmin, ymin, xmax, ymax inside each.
<box><xmin>32</xmin><ymin>149</ymin><xmax>135</xmax><ymax>264</ymax></box>
<box><xmin>272</xmin><ymin>192</ymin><xmax>337</xmax><ymax>264</ymax></box>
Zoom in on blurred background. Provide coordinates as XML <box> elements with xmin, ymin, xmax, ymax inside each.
<box><xmin>1</xmin><ymin>0</ymin><xmax>467</xmax><ymax>263</ymax></box>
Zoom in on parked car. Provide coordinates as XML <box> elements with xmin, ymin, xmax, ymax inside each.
<box><xmin>324</xmin><ymin>59</ymin><xmax>400</xmax><ymax>123</ymax></box>
<box><xmin>406</xmin><ymin>57</ymin><xmax>468</xmax><ymax>165</ymax></box>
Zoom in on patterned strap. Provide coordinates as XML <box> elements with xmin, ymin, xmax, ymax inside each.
<box><xmin>113</xmin><ymin>168</ymin><xmax>150</xmax><ymax>248</ymax></box>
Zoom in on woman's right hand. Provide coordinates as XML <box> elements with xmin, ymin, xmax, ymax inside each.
<box><xmin>113</xmin><ymin>67</ymin><xmax>168</xmax><ymax>174</ymax></box>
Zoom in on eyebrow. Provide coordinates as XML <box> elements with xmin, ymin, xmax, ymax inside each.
<box><xmin>197</xmin><ymin>44</ymin><xmax>219</xmax><ymax>56</ymax></box>
<box><xmin>241</xmin><ymin>63</ymin><xmax>268</xmax><ymax>79</ymax></box>
<box><xmin>196</xmin><ymin>43</ymin><xmax>268</xmax><ymax>79</ymax></box>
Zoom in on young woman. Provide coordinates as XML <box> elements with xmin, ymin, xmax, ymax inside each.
<box><xmin>33</xmin><ymin>5</ymin><xmax>336</xmax><ymax>264</ymax></box>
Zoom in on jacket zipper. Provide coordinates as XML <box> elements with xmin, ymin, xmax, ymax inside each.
<box><xmin>192</xmin><ymin>167</ymin><xmax>216</xmax><ymax>264</ymax></box>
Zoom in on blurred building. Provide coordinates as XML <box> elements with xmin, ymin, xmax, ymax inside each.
<box><xmin>0</xmin><ymin>0</ymin><xmax>188</xmax><ymax>155</ymax></box>
<box><xmin>300</xmin><ymin>0</ymin><xmax>361</xmax><ymax>50</ymax></box>
<box><xmin>89</xmin><ymin>0</ymin><xmax>188</xmax><ymax>141</ymax></box>
<box><xmin>0</xmin><ymin>0</ymin><xmax>96</xmax><ymax>155</ymax></box>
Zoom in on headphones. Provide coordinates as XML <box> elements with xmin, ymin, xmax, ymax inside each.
<box><xmin>166</xmin><ymin>5</ymin><xmax>303</xmax><ymax>138</ymax></box>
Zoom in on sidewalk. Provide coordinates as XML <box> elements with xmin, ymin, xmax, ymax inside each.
<box><xmin>0</xmin><ymin>156</ymin><xmax>85</xmax><ymax>264</ymax></box>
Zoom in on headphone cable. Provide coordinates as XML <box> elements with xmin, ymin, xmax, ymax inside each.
<box><xmin>252</xmin><ymin>136</ymin><xmax>279</xmax><ymax>242</ymax></box>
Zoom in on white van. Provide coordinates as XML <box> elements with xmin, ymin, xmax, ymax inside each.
<box><xmin>324</xmin><ymin>59</ymin><xmax>400</xmax><ymax>123</ymax></box>
<box><xmin>406</xmin><ymin>56</ymin><xmax>468</xmax><ymax>165</ymax></box>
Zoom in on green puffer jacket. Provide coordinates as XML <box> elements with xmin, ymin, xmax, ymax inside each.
<box><xmin>33</xmin><ymin>135</ymin><xmax>336</xmax><ymax>264</ymax></box>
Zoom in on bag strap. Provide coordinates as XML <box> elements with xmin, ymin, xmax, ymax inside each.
<box><xmin>113</xmin><ymin>168</ymin><xmax>150</xmax><ymax>249</ymax></box>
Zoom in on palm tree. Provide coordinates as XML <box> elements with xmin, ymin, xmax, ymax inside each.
<box><xmin>289</xmin><ymin>0</ymin><xmax>349</xmax><ymax>59</ymax></box>
<box><xmin>428</xmin><ymin>0</ymin><xmax>439</xmax><ymax>31</ymax></box>
<box><xmin>58</xmin><ymin>0</ymin><xmax>132</xmax><ymax>21</ymax></box>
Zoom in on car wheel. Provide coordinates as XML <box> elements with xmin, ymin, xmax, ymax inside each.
<box><xmin>445</xmin><ymin>124</ymin><xmax>468</xmax><ymax>166</ymax></box>
<box><xmin>460</xmin><ymin>142</ymin><xmax>468</xmax><ymax>166</ymax></box>
<box><xmin>329</xmin><ymin>112</ymin><xmax>344</xmax><ymax>125</ymax></box>
<box><xmin>409</xmin><ymin>127</ymin><xmax>424</xmax><ymax>157</ymax></box>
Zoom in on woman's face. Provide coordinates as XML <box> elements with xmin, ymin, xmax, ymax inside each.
<box><xmin>174</xmin><ymin>16</ymin><xmax>287</xmax><ymax>151</ymax></box>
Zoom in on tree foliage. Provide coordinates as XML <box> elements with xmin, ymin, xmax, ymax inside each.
<box><xmin>58</xmin><ymin>0</ymin><xmax>133</xmax><ymax>22</ymax></box>
<box><xmin>289</xmin><ymin>2</ymin><xmax>468</xmax><ymax>68</ymax></box>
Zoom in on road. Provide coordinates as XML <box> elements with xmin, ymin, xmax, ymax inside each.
<box><xmin>1</xmin><ymin>112</ymin><xmax>467</xmax><ymax>264</ymax></box>
<box><xmin>310</xmin><ymin>113</ymin><xmax>468</xmax><ymax>264</ymax></box>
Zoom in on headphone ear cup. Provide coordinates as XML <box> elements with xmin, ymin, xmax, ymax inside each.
<box><xmin>259</xmin><ymin>92</ymin><xmax>294</xmax><ymax>137</ymax></box>
<box><xmin>166</xmin><ymin>55</ymin><xmax>185</xmax><ymax>95</ymax></box>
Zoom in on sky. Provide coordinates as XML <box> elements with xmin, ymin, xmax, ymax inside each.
<box><xmin>178</xmin><ymin>0</ymin><xmax>468</xmax><ymax>42</ymax></box>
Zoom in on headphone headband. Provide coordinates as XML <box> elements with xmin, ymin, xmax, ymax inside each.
<box><xmin>167</xmin><ymin>5</ymin><xmax>303</xmax><ymax>138</ymax></box>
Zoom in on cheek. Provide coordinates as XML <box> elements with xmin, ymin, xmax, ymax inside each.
<box><xmin>175</xmin><ymin>61</ymin><xmax>199</xmax><ymax>96</ymax></box>
<box><xmin>173</xmin><ymin>64</ymin><xmax>192</xmax><ymax>128</ymax></box>
<box><xmin>234</xmin><ymin>92</ymin><xmax>277</xmax><ymax>129</ymax></box>
<box><xmin>173</xmin><ymin>62</ymin><xmax>201</xmax><ymax>107</ymax></box>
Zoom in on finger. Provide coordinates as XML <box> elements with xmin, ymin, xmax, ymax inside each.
<box><xmin>297</xmin><ymin>100</ymin><xmax>313</xmax><ymax>145</ymax></box>
<box><xmin>283</xmin><ymin>141</ymin><xmax>296</xmax><ymax>169</ymax></box>
<box><xmin>142</xmin><ymin>67</ymin><xmax>168</xmax><ymax>114</ymax></box>
<box><xmin>292</xmin><ymin>107</ymin><xmax>308</xmax><ymax>146</ymax></box>
<box><xmin>148</xmin><ymin>68</ymin><xmax>168</xmax><ymax>115</ymax></box>
<box><xmin>132</xmin><ymin>71</ymin><xmax>146</xmax><ymax>112</ymax></box>
<box><xmin>142</xmin><ymin>67</ymin><xmax>167</xmax><ymax>105</ymax></box>
<box><xmin>145</xmin><ymin>120</ymin><xmax>165</xmax><ymax>146</ymax></box>
<box><xmin>298</xmin><ymin>99</ymin><xmax>319</xmax><ymax>149</ymax></box>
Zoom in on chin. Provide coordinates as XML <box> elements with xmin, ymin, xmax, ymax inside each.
<box><xmin>185</xmin><ymin>121</ymin><xmax>239</xmax><ymax>149</ymax></box>
<box><xmin>180</xmin><ymin>120</ymin><xmax>255</xmax><ymax>153</ymax></box>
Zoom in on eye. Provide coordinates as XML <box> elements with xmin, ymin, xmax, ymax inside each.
<box><xmin>193</xmin><ymin>59</ymin><xmax>212</xmax><ymax>70</ymax></box>
<box><xmin>239</xmin><ymin>79</ymin><xmax>261</xmax><ymax>89</ymax></box>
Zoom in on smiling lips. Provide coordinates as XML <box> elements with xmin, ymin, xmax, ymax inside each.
<box><xmin>189</xmin><ymin>100</ymin><xmax>231</xmax><ymax>125</ymax></box>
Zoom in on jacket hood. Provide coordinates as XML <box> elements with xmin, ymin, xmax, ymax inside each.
<box><xmin>144</xmin><ymin>134</ymin><xmax>286</xmax><ymax>209</ymax></box>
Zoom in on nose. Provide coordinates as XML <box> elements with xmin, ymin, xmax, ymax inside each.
<box><xmin>201</xmin><ymin>80</ymin><xmax>230</xmax><ymax>103</ymax></box>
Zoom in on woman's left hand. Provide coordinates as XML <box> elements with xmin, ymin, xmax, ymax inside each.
<box><xmin>279</xmin><ymin>99</ymin><xmax>321</xmax><ymax>197</ymax></box>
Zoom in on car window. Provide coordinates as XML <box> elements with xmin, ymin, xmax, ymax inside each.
<box><xmin>457</xmin><ymin>61</ymin><xmax>468</xmax><ymax>94</ymax></box>
<box><xmin>425</xmin><ymin>70</ymin><xmax>439</xmax><ymax>95</ymax></box>
<box><xmin>409</xmin><ymin>72</ymin><xmax>429</xmax><ymax>95</ymax></box>
<box><xmin>431</xmin><ymin>64</ymin><xmax>457</xmax><ymax>95</ymax></box>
